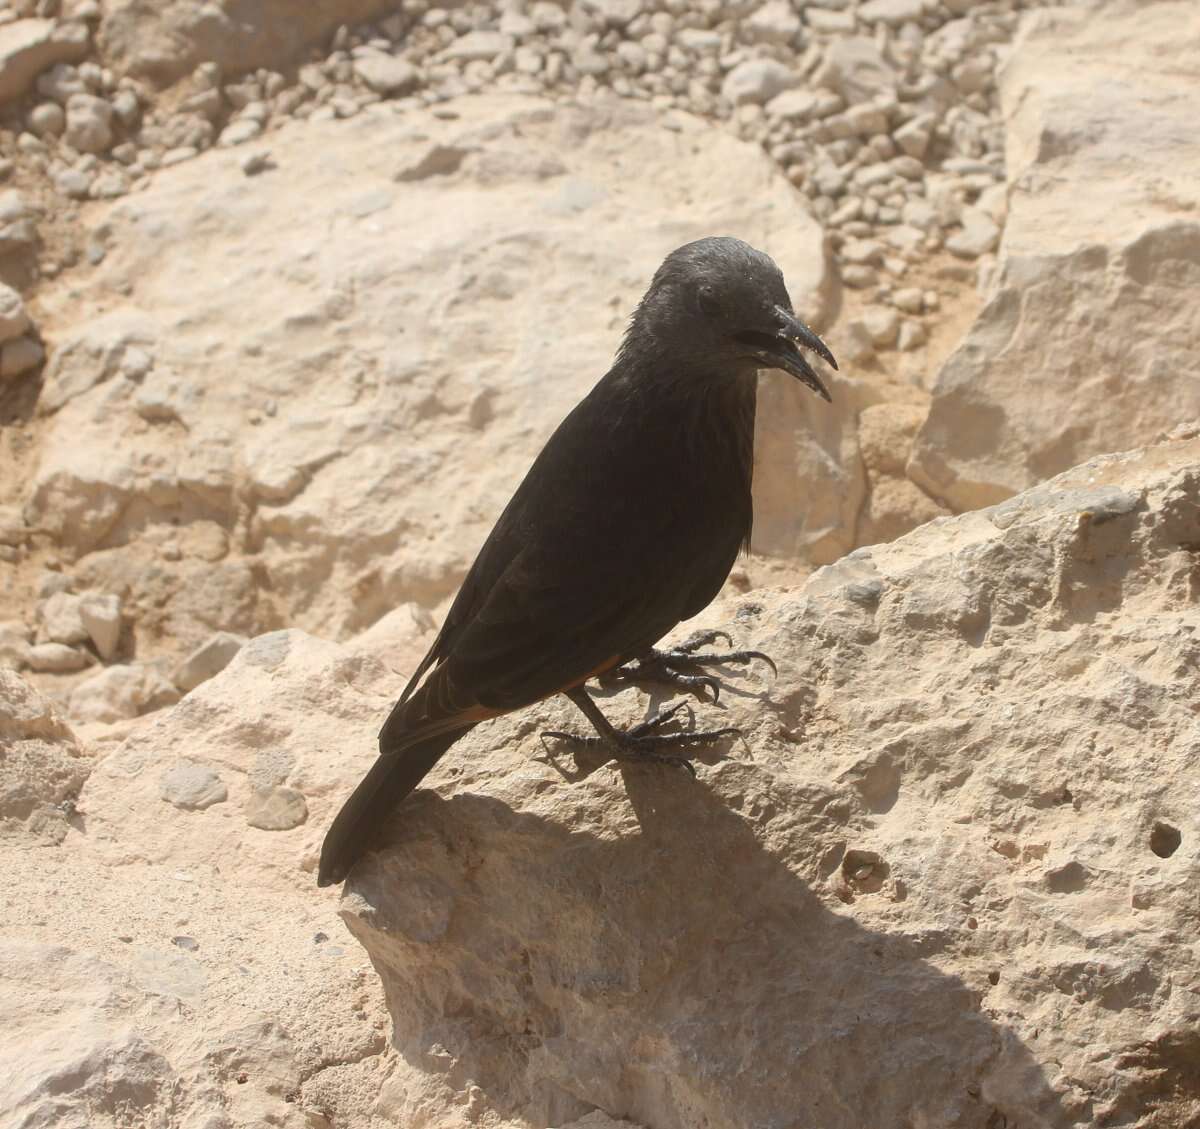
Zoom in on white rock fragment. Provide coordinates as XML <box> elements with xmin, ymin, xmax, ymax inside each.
<box><xmin>840</xmin><ymin>238</ymin><xmax>884</xmax><ymax>265</ymax></box>
<box><xmin>764</xmin><ymin>88</ymin><xmax>817</xmax><ymax>122</ymax></box>
<box><xmin>353</xmin><ymin>53</ymin><xmax>419</xmax><ymax>95</ymax></box>
<box><xmin>0</xmin><ymin>19</ymin><xmax>89</xmax><ymax>103</ymax></box>
<box><xmin>743</xmin><ymin>0</ymin><xmax>802</xmax><ymax>45</ymax></box>
<box><xmin>217</xmin><ymin>118</ymin><xmax>262</xmax><ymax>147</ymax></box>
<box><xmin>27</xmin><ymin>642</ymin><xmax>91</xmax><ymax>673</ymax></box>
<box><xmin>79</xmin><ymin>593</ymin><xmax>122</xmax><ymax>661</ymax></box>
<box><xmin>443</xmin><ymin>31</ymin><xmax>514</xmax><ymax>62</ymax></box>
<box><xmin>27</xmin><ymin>101</ymin><xmax>65</xmax><ymax>137</ymax></box>
<box><xmin>173</xmin><ymin>631</ymin><xmax>245</xmax><ymax>692</ymax></box>
<box><xmin>110</xmin><ymin>88</ymin><xmax>140</xmax><ymax>127</ymax></box>
<box><xmin>897</xmin><ymin>319</ymin><xmax>927</xmax><ymax>351</ymax></box>
<box><xmin>721</xmin><ymin>59</ymin><xmax>795</xmax><ymax>106</ymax></box>
<box><xmin>68</xmin><ymin>663</ymin><xmax>180</xmax><ymax>723</ymax></box>
<box><xmin>160</xmin><ymin>761</ymin><xmax>227</xmax><ymax>810</ymax></box>
<box><xmin>53</xmin><ymin>166</ymin><xmax>93</xmax><ymax>198</ymax></box>
<box><xmin>859</xmin><ymin>0</ymin><xmax>925</xmax><ymax>26</ymax></box>
<box><xmin>841</xmin><ymin>264</ymin><xmax>877</xmax><ymax>289</ymax></box>
<box><xmin>945</xmin><ymin>206</ymin><xmax>1000</xmax><ymax>259</ymax></box>
<box><xmin>858</xmin><ymin>304</ymin><xmax>901</xmax><ymax>348</ymax></box>
<box><xmin>806</xmin><ymin>9</ymin><xmax>856</xmax><ymax>34</ymax></box>
<box><xmin>38</xmin><ymin>591</ymin><xmax>88</xmax><ymax>645</ymax></box>
<box><xmin>245</xmin><ymin>785</ymin><xmax>308</xmax><ymax>831</ymax></box>
<box><xmin>63</xmin><ymin>92</ymin><xmax>113</xmax><ymax>153</ymax></box>
<box><xmin>841</xmin><ymin>320</ymin><xmax>876</xmax><ymax>363</ymax></box>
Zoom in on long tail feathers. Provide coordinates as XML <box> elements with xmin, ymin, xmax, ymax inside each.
<box><xmin>317</xmin><ymin>724</ymin><xmax>473</xmax><ymax>887</ymax></box>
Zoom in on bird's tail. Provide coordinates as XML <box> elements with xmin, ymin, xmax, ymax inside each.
<box><xmin>317</xmin><ymin>724</ymin><xmax>473</xmax><ymax>887</ymax></box>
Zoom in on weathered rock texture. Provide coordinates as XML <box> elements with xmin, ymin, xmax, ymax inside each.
<box><xmin>343</xmin><ymin>428</ymin><xmax>1200</xmax><ymax>1129</ymax></box>
<box><xmin>3</xmin><ymin>427</ymin><xmax>1197</xmax><ymax>1128</ymax></box>
<box><xmin>909</xmin><ymin>2</ymin><xmax>1200</xmax><ymax>510</ymax></box>
<box><xmin>97</xmin><ymin>0</ymin><xmax>396</xmax><ymax>85</ymax></box>
<box><xmin>29</xmin><ymin>94</ymin><xmax>840</xmax><ymax>656</ymax></box>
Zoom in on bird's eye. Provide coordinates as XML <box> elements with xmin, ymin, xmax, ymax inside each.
<box><xmin>697</xmin><ymin>283</ymin><xmax>721</xmax><ymax>318</ymax></box>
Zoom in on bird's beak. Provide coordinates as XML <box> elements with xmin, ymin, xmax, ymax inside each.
<box><xmin>760</xmin><ymin>306</ymin><xmax>837</xmax><ymax>402</ymax></box>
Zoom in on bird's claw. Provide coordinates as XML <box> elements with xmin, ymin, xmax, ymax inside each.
<box><xmin>688</xmin><ymin>648</ymin><xmax>777</xmax><ymax>679</ymax></box>
<box><xmin>676</xmin><ymin>628</ymin><xmax>733</xmax><ymax>654</ymax></box>
<box><xmin>541</xmin><ymin>700</ymin><xmax>739</xmax><ymax>777</ymax></box>
<box><xmin>655</xmin><ymin>646</ymin><xmax>777</xmax><ymax>680</ymax></box>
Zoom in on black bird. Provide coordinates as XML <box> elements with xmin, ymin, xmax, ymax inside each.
<box><xmin>318</xmin><ymin>236</ymin><xmax>836</xmax><ymax>887</ymax></box>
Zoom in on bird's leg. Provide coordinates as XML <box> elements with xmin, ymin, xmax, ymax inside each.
<box><xmin>541</xmin><ymin>687</ymin><xmax>741</xmax><ymax>775</ymax></box>
<box><xmin>602</xmin><ymin>629</ymin><xmax>777</xmax><ymax>704</ymax></box>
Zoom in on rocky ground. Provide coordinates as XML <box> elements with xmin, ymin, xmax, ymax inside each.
<box><xmin>0</xmin><ymin>0</ymin><xmax>1197</xmax><ymax>1127</ymax></box>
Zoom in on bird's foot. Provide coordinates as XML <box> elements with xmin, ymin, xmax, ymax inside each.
<box><xmin>603</xmin><ymin>630</ymin><xmax>776</xmax><ymax>704</ymax></box>
<box><xmin>541</xmin><ymin>701</ymin><xmax>741</xmax><ymax>776</ymax></box>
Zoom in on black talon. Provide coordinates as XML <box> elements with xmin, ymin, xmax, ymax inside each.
<box><xmin>677</xmin><ymin>628</ymin><xmax>733</xmax><ymax>654</ymax></box>
<box><xmin>543</xmin><ymin>689</ymin><xmax>739</xmax><ymax>775</ymax></box>
<box><xmin>602</xmin><ymin>633</ymin><xmax>775</xmax><ymax>705</ymax></box>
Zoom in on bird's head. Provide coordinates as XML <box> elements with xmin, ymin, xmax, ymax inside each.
<box><xmin>626</xmin><ymin>236</ymin><xmax>838</xmax><ymax>401</ymax></box>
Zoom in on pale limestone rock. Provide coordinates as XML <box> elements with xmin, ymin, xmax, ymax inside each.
<box><xmin>743</xmin><ymin>0</ymin><xmax>801</xmax><ymax>45</ymax></box>
<box><xmin>857</xmin><ymin>304</ymin><xmax>901</xmax><ymax>347</ymax></box>
<box><xmin>764</xmin><ymin>88</ymin><xmax>817</xmax><ymax>122</ymax></box>
<box><xmin>581</xmin><ymin>0</ymin><xmax>643</xmax><ymax>29</ymax></box>
<box><xmin>442</xmin><ymin>30</ymin><xmax>514</xmax><ymax>62</ymax></box>
<box><xmin>38</xmin><ymin>591</ymin><xmax>88</xmax><ymax>645</ymax></box>
<box><xmin>342</xmin><ymin>434</ymin><xmax>1200</xmax><ymax>1129</ymax></box>
<box><xmin>817</xmin><ymin>36</ymin><xmax>896</xmax><ymax>105</ymax></box>
<box><xmin>27</xmin><ymin>100</ymin><xmax>65</xmax><ymax>137</ymax></box>
<box><xmin>98</xmin><ymin>0</ymin><xmax>397</xmax><ymax>85</ymax></box>
<box><xmin>0</xmin><ymin>670</ymin><xmax>87</xmax><ymax>830</ymax></box>
<box><xmin>172</xmin><ymin>631</ymin><xmax>245</xmax><ymax>692</ymax></box>
<box><xmin>217</xmin><ymin>117</ymin><xmax>261</xmax><ymax>146</ymax></box>
<box><xmin>352</xmin><ymin>52</ymin><xmax>418</xmax><ymax>95</ymax></box>
<box><xmin>0</xmin><ymin>18</ymin><xmax>89</xmax><ymax>103</ymax></box>
<box><xmin>159</xmin><ymin>759</ymin><xmax>227</xmax><ymax>809</ymax></box>
<box><xmin>5</xmin><ymin>436</ymin><xmax>1198</xmax><ymax>1128</ymax></box>
<box><xmin>63</xmin><ymin>91</ymin><xmax>112</xmax><ymax>152</ymax></box>
<box><xmin>29</xmin><ymin>95</ymin><xmax>837</xmax><ymax>634</ymax></box>
<box><xmin>67</xmin><ymin>663</ymin><xmax>180</xmax><ymax>723</ymax></box>
<box><xmin>721</xmin><ymin>59</ymin><xmax>796</xmax><ymax>106</ymax></box>
<box><xmin>858</xmin><ymin>0</ymin><xmax>925</xmax><ymax>25</ymax></box>
<box><xmin>805</xmin><ymin>8</ymin><xmax>855</xmax><ymax>34</ymax></box>
<box><xmin>945</xmin><ymin>205</ymin><xmax>1000</xmax><ymax>259</ymax></box>
<box><xmin>897</xmin><ymin>318</ymin><xmax>927</xmax><ymax>351</ymax></box>
<box><xmin>911</xmin><ymin>2</ymin><xmax>1200</xmax><ymax>510</ymax></box>
<box><xmin>26</xmin><ymin>642</ymin><xmax>91</xmax><ymax>673</ymax></box>
<box><xmin>245</xmin><ymin>784</ymin><xmax>308</xmax><ymax>830</ymax></box>
<box><xmin>79</xmin><ymin>592</ymin><xmax>122</xmax><ymax>661</ymax></box>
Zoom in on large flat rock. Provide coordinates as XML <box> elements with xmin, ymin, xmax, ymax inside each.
<box><xmin>6</xmin><ymin>426</ymin><xmax>1198</xmax><ymax>1127</ymax></box>
<box><xmin>343</xmin><ymin>428</ymin><xmax>1200</xmax><ymax>1128</ymax></box>
<box><xmin>30</xmin><ymin>94</ymin><xmax>842</xmax><ymax>658</ymax></box>
<box><xmin>908</xmin><ymin>1</ymin><xmax>1200</xmax><ymax>511</ymax></box>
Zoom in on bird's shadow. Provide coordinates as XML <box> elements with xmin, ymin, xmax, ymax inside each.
<box><xmin>345</xmin><ymin>768</ymin><xmax>1078</xmax><ymax>1129</ymax></box>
